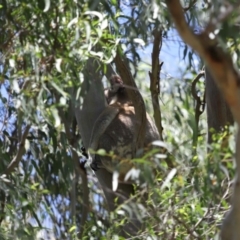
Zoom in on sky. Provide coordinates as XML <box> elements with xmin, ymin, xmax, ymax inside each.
<box><xmin>142</xmin><ymin>30</ymin><xmax>200</xmax><ymax>78</ymax></box>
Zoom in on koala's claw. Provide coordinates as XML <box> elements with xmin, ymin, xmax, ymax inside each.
<box><xmin>91</xmin><ymin>161</ymin><xmax>100</xmax><ymax>171</ymax></box>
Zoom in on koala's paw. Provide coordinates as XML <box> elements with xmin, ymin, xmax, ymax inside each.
<box><xmin>90</xmin><ymin>160</ymin><xmax>100</xmax><ymax>171</ymax></box>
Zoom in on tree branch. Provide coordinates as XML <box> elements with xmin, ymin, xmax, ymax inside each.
<box><xmin>166</xmin><ymin>0</ymin><xmax>240</xmax><ymax>125</ymax></box>
<box><xmin>4</xmin><ymin>124</ymin><xmax>31</xmax><ymax>175</ymax></box>
<box><xmin>149</xmin><ymin>29</ymin><xmax>164</xmax><ymax>141</ymax></box>
<box><xmin>204</xmin><ymin>2</ymin><xmax>240</xmax><ymax>34</ymax></box>
<box><xmin>173</xmin><ymin>215</ymin><xmax>200</xmax><ymax>239</ymax></box>
<box><xmin>191</xmin><ymin>70</ymin><xmax>205</xmax><ymax>124</ymax></box>
<box><xmin>191</xmin><ymin>71</ymin><xmax>205</xmax><ymax>152</ymax></box>
<box><xmin>183</xmin><ymin>0</ymin><xmax>197</xmax><ymax>11</ymax></box>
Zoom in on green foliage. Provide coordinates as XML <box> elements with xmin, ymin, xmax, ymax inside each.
<box><xmin>0</xmin><ymin>0</ymin><xmax>238</xmax><ymax>239</ymax></box>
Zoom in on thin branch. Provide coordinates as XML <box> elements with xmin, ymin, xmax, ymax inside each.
<box><xmin>193</xmin><ymin>207</ymin><xmax>210</xmax><ymax>230</ymax></box>
<box><xmin>173</xmin><ymin>215</ymin><xmax>200</xmax><ymax>239</ymax></box>
<box><xmin>191</xmin><ymin>70</ymin><xmax>205</xmax><ymax>123</ymax></box>
<box><xmin>205</xmin><ymin>2</ymin><xmax>240</xmax><ymax>34</ymax></box>
<box><xmin>166</xmin><ymin>0</ymin><xmax>206</xmax><ymax>57</ymax></box>
<box><xmin>149</xmin><ymin>29</ymin><xmax>164</xmax><ymax>141</ymax></box>
<box><xmin>183</xmin><ymin>0</ymin><xmax>197</xmax><ymax>11</ymax></box>
<box><xmin>191</xmin><ymin>70</ymin><xmax>205</xmax><ymax>153</ymax></box>
<box><xmin>4</xmin><ymin>124</ymin><xmax>31</xmax><ymax>175</ymax></box>
<box><xmin>148</xmin><ymin>30</ymin><xmax>175</xmax><ymax>168</ymax></box>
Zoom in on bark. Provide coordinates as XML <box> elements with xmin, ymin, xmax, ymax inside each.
<box><xmin>205</xmin><ymin>68</ymin><xmax>233</xmax><ymax>144</ymax></box>
<box><xmin>149</xmin><ymin>29</ymin><xmax>164</xmax><ymax>141</ymax></box>
<box><xmin>191</xmin><ymin>71</ymin><xmax>205</xmax><ymax>153</ymax></box>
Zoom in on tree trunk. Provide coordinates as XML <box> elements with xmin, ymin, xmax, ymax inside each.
<box><xmin>205</xmin><ymin>68</ymin><xmax>234</xmax><ymax>143</ymax></box>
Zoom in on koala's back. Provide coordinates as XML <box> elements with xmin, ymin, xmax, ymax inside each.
<box><xmin>96</xmin><ymin>106</ymin><xmax>159</xmax><ymax>174</ymax></box>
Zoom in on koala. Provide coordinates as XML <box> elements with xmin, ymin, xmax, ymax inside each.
<box><xmin>89</xmin><ymin>75</ymin><xmax>159</xmax><ymax>179</ymax></box>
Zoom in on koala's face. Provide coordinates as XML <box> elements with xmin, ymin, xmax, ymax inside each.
<box><xmin>110</xmin><ymin>75</ymin><xmax>124</xmax><ymax>93</ymax></box>
<box><xmin>104</xmin><ymin>75</ymin><xmax>126</xmax><ymax>105</ymax></box>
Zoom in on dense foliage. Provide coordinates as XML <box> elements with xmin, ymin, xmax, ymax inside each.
<box><xmin>0</xmin><ymin>0</ymin><xmax>238</xmax><ymax>239</ymax></box>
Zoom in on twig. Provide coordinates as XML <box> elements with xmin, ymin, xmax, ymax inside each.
<box><xmin>148</xmin><ymin>29</ymin><xmax>175</xmax><ymax>168</ymax></box>
<box><xmin>193</xmin><ymin>207</ymin><xmax>210</xmax><ymax>230</ymax></box>
<box><xmin>191</xmin><ymin>71</ymin><xmax>204</xmax><ymax>101</ymax></box>
<box><xmin>191</xmin><ymin>70</ymin><xmax>205</xmax><ymax>155</ymax></box>
<box><xmin>191</xmin><ymin>71</ymin><xmax>205</xmax><ymax>124</ymax></box>
<box><xmin>173</xmin><ymin>215</ymin><xmax>200</xmax><ymax>239</ymax></box>
<box><xmin>184</xmin><ymin>0</ymin><xmax>197</xmax><ymax>11</ymax></box>
<box><xmin>4</xmin><ymin>124</ymin><xmax>31</xmax><ymax>175</ymax></box>
<box><xmin>205</xmin><ymin>2</ymin><xmax>240</xmax><ymax>34</ymax></box>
